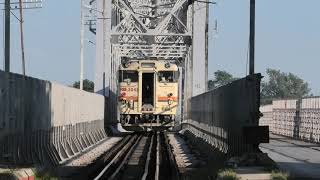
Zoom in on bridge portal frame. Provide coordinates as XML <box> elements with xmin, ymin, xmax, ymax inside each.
<box><xmin>93</xmin><ymin>0</ymin><xmax>209</xmax><ymax>124</ymax></box>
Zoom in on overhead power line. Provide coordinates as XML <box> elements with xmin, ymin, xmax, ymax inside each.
<box><xmin>1</xmin><ymin>0</ymin><xmax>42</xmax><ymax>74</ymax></box>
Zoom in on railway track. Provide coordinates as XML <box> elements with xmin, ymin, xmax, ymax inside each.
<box><xmin>93</xmin><ymin>131</ymin><xmax>180</xmax><ymax>180</ymax></box>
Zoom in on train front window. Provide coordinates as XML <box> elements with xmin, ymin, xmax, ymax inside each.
<box><xmin>119</xmin><ymin>71</ymin><xmax>138</xmax><ymax>83</ymax></box>
<box><xmin>158</xmin><ymin>71</ymin><xmax>179</xmax><ymax>83</ymax></box>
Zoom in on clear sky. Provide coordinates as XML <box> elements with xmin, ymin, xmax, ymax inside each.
<box><xmin>0</xmin><ymin>0</ymin><xmax>319</xmax><ymax>95</ymax></box>
<box><xmin>209</xmin><ymin>0</ymin><xmax>320</xmax><ymax>95</ymax></box>
<box><xmin>0</xmin><ymin>0</ymin><xmax>95</xmax><ymax>86</ymax></box>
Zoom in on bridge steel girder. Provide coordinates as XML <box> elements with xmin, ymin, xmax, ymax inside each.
<box><xmin>94</xmin><ymin>0</ymin><xmax>209</xmax><ymax>124</ymax></box>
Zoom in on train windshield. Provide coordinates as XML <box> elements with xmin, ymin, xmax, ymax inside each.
<box><xmin>158</xmin><ymin>71</ymin><xmax>179</xmax><ymax>83</ymax></box>
<box><xmin>119</xmin><ymin>71</ymin><xmax>138</xmax><ymax>83</ymax></box>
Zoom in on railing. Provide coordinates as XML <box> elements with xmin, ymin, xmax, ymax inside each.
<box><xmin>180</xmin><ymin>74</ymin><xmax>268</xmax><ymax>155</ymax></box>
<box><xmin>0</xmin><ymin>70</ymin><xmax>106</xmax><ymax>165</ymax></box>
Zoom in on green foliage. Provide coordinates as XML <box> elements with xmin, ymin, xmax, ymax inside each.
<box><xmin>217</xmin><ymin>169</ymin><xmax>240</xmax><ymax>180</ymax></box>
<box><xmin>208</xmin><ymin>70</ymin><xmax>238</xmax><ymax>90</ymax></box>
<box><xmin>72</xmin><ymin>79</ymin><xmax>94</xmax><ymax>92</ymax></box>
<box><xmin>271</xmin><ymin>171</ymin><xmax>288</xmax><ymax>180</ymax></box>
<box><xmin>261</xmin><ymin>69</ymin><xmax>310</xmax><ymax>104</ymax></box>
<box><xmin>35</xmin><ymin>174</ymin><xmax>58</xmax><ymax>180</ymax></box>
<box><xmin>33</xmin><ymin>170</ymin><xmax>58</xmax><ymax>180</ymax></box>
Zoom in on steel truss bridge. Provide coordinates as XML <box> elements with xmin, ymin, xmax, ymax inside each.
<box><xmin>88</xmin><ymin>0</ymin><xmax>209</xmax><ymax>122</ymax></box>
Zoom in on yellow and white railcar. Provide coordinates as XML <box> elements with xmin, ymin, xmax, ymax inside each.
<box><xmin>118</xmin><ymin>61</ymin><xmax>179</xmax><ymax>131</ymax></box>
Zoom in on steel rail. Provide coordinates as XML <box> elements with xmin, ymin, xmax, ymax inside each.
<box><xmin>164</xmin><ymin>132</ymin><xmax>180</xmax><ymax>180</ymax></box>
<box><xmin>109</xmin><ymin>135</ymin><xmax>143</xmax><ymax>180</ymax></box>
<box><xmin>100</xmin><ymin>135</ymin><xmax>132</xmax><ymax>162</ymax></box>
<box><xmin>94</xmin><ymin>132</ymin><xmax>180</xmax><ymax>180</ymax></box>
<box><xmin>79</xmin><ymin>135</ymin><xmax>133</xmax><ymax>179</ymax></box>
<box><xmin>141</xmin><ymin>133</ymin><xmax>155</xmax><ymax>180</ymax></box>
<box><xmin>155</xmin><ymin>132</ymin><xmax>160</xmax><ymax>180</ymax></box>
<box><xmin>94</xmin><ymin>134</ymin><xmax>138</xmax><ymax>180</ymax></box>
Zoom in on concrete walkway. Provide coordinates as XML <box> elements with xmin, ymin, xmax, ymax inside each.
<box><xmin>168</xmin><ymin>133</ymin><xmax>198</xmax><ymax>171</ymax></box>
<box><xmin>260</xmin><ymin>134</ymin><xmax>320</xmax><ymax>179</ymax></box>
<box><xmin>0</xmin><ymin>168</ymin><xmax>34</xmax><ymax>180</ymax></box>
<box><xmin>235</xmin><ymin>167</ymin><xmax>271</xmax><ymax>180</ymax></box>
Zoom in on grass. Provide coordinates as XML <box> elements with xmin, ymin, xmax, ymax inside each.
<box><xmin>271</xmin><ymin>171</ymin><xmax>289</xmax><ymax>180</ymax></box>
<box><xmin>217</xmin><ymin>169</ymin><xmax>240</xmax><ymax>180</ymax></box>
<box><xmin>33</xmin><ymin>169</ymin><xmax>58</xmax><ymax>180</ymax></box>
<box><xmin>34</xmin><ymin>173</ymin><xmax>58</xmax><ymax>180</ymax></box>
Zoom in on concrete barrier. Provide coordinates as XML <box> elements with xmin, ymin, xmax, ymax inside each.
<box><xmin>182</xmin><ymin>74</ymin><xmax>265</xmax><ymax>155</ymax></box>
<box><xmin>259</xmin><ymin>105</ymin><xmax>273</xmax><ymax>131</ymax></box>
<box><xmin>0</xmin><ymin>71</ymin><xmax>106</xmax><ymax>166</ymax></box>
<box><xmin>260</xmin><ymin>97</ymin><xmax>320</xmax><ymax>143</ymax></box>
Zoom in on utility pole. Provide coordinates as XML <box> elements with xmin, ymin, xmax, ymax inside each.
<box><xmin>249</xmin><ymin>0</ymin><xmax>255</xmax><ymax>75</ymax></box>
<box><xmin>4</xmin><ymin>0</ymin><xmax>10</xmax><ymax>72</ymax></box>
<box><xmin>19</xmin><ymin>0</ymin><xmax>26</xmax><ymax>76</ymax></box>
<box><xmin>80</xmin><ymin>0</ymin><xmax>85</xmax><ymax>90</ymax></box>
<box><xmin>2</xmin><ymin>0</ymin><xmax>42</xmax><ymax>74</ymax></box>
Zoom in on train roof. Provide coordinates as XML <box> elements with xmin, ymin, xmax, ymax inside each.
<box><xmin>119</xmin><ymin>61</ymin><xmax>178</xmax><ymax>71</ymax></box>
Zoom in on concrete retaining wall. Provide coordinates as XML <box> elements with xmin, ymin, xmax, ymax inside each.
<box><xmin>259</xmin><ymin>105</ymin><xmax>273</xmax><ymax>130</ymax></box>
<box><xmin>182</xmin><ymin>74</ymin><xmax>262</xmax><ymax>155</ymax></box>
<box><xmin>51</xmin><ymin>83</ymin><xmax>104</xmax><ymax>126</ymax></box>
<box><xmin>260</xmin><ymin>97</ymin><xmax>320</xmax><ymax>143</ymax></box>
<box><xmin>0</xmin><ymin>71</ymin><xmax>106</xmax><ymax>166</ymax></box>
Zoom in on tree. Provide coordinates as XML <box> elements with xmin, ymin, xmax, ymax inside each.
<box><xmin>72</xmin><ymin>79</ymin><xmax>94</xmax><ymax>92</ymax></box>
<box><xmin>261</xmin><ymin>69</ymin><xmax>310</xmax><ymax>104</ymax></box>
<box><xmin>208</xmin><ymin>70</ymin><xmax>238</xmax><ymax>90</ymax></box>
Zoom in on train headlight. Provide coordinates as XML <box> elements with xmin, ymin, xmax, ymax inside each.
<box><xmin>129</xmin><ymin>100</ymin><xmax>134</xmax><ymax>109</ymax></box>
<box><xmin>121</xmin><ymin>99</ymin><xmax>126</xmax><ymax>104</ymax></box>
<box><xmin>163</xmin><ymin>106</ymin><xmax>170</xmax><ymax>111</ymax></box>
<box><xmin>168</xmin><ymin>93</ymin><xmax>173</xmax><ymax>97</ymax></box>
<box><xmin>124</xmin><ymin>79</ymin><xmax>131</xmax><ymax>85</ymax></box>
<box><xmin>122</xmin><ymin>62</ymin><xmax>130</xmax><ymax>68</ymax></box>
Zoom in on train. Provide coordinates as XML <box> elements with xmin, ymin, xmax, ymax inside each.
<box><xmin>118</xmin><ymin>60</ymin><xmax>179</xmax><ymax>131</ymax></box>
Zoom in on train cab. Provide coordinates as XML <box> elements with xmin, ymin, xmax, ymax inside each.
<box><xmin>119</xmin><ymin>61</ymin><xmax>179</xmax><ymax>131</ymax></box>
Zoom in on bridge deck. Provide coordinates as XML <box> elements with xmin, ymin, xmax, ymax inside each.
<box><xmin>260</xmin><ymin>133</ymin><xmax>320</xmax><ymax>179</ymax></box>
